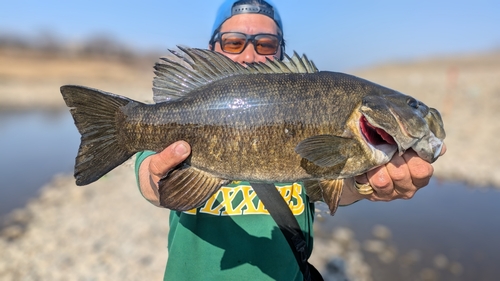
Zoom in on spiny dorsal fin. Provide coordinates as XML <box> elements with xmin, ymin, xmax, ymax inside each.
<box><xmin>152</xmin><ymin>46</ymin><xmax>318</xmax><ymax>103</ymax></box>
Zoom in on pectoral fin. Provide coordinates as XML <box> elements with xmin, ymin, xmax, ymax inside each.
<box><xmin>158</xmin><ymin>164</ymin><xmax>229</xmax><ymax>211</ymax></box>
<box><xmin>304</xmin><ymin>179</ymin><xmax>344</xmax><ymax>216</ymax></box>
<box><xmin>295</xmin><ymin>135</ymin><xmax>353</xmax><ymax>167</ymax></box>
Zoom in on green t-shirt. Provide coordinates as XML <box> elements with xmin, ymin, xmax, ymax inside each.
<box><xmin>136</xmin><ymin>151</ymin><xmax>315</xmax><ymax>281</ymax></box>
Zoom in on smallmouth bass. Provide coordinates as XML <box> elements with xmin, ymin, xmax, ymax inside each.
<box><xmin>61</xmin><ymin>47</ymin><xmax>445</xmax><ymax>214</ymax></box>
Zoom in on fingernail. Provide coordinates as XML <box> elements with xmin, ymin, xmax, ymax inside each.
<box><xmin>174</xmin><ymin>143</ymin><xmax>188</xmax><ymax>156</ymax></box>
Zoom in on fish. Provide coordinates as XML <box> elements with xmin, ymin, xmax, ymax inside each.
<box><xmin>60</xmin><ymin>47</ymin><xmax>445</xmax><ymax>215</ymax></box>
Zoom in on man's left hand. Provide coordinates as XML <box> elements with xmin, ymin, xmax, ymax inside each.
<box><xmin>340</xmin><ymin>144</ymin><xmax>446</xmax><ymax>205</ymax></box>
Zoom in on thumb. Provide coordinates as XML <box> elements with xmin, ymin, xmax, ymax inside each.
<box><xmin>149</xmin><ymin>141</ymin><xmax>191</xmax><ymax>181</ymax></box>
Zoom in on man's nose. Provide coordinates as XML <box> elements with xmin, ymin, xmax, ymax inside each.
<box><xmin>235</xmin><ymin>43</ymin><xmax>264</xmax><ymax>64</ymax></box>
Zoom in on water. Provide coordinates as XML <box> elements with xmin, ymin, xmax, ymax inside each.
<box><xmin>0</xmin><ymin>110</ymin><xmax>79</xmax><ymax>216</ymax></box>
<box><xmin>1</xmin><ymin>111</ymin><xmax>499</xmax><ymax>280</ymax></box>
<box><xmin>317</xmin><ymin>180</ymin><xmax>500</xmax><ymax>280</ymax></box>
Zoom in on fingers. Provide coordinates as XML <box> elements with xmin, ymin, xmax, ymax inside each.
<box><xmin>370</xmin><ymin>169</ymin><xmax>394</xmax><ymax>200</ymax></box>
<box><xmin>355</xmin><ymin>149</ymin><xmax>435</xmax><ymax>202</ymax></box>
<box><xmin>149</xmin><ymin>141</ymin><xmax>191</xmax><ymax>182</ymax></box>
<box><xmin>440</xmin><ymin>143</ymin><xmax>447</xmax><ymax>156</ymax></box>
<box><xmin>402</xmin><ymin>149</ymin><xmax>433</xmax><ymax>189</ymax></box>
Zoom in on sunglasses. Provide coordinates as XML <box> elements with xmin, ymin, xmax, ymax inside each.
<box><xmin>214</xmin><ymin>32</ymin><xmax>282</xmax><ymax>55</ymax></box>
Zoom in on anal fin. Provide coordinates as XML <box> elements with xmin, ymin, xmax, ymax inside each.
<box><xmin>304</xmin><ymin>179</ymin><xmax>344</xmax><ymax>216</ymax></box>
<box><xmin>158</xmin><ymin>164</ymin><xmax>229</xmax><ymax>211</ymax></box>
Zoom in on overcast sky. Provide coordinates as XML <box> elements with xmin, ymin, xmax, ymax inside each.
<box><xmin>2</xmin><ymin>0</ymin><xmax>499</xmax><ymax>70</ymax></box>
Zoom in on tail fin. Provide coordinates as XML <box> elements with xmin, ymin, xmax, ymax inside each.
<box><xmin>61</xmin><ymin>85</ymin><xmax>137</xmax><ymax>186</ymax></box>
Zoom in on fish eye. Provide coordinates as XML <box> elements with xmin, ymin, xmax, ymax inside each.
<box><xmin>407</xmin><ymin>98</ymin><xmax>420</xmax><ymax>109</ymax></box>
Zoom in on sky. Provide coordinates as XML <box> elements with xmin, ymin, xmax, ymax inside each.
<box><xmin>1</xmin><ymin>0</ymin><xmax>499</xmax><ymax>71</ymax></box>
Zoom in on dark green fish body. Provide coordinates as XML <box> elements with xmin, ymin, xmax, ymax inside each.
<box><xmin>119</xmin><ymin>72</ymin><xmax>370</xmax><ymax>180</ymax></box>
<box><xmin>61</xmin><ymin>47</ymin><xmax>445</xmax><ymax>213</ymax></box>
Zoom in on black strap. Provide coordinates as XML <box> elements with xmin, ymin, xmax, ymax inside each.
<box><xmin>250</xmin><ymin>183</ymin><xmax>324</xmax><ymax>281</ymax></box>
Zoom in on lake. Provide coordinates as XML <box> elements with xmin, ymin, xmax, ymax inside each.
<box><xmin>1</xmin><ymin>111</ymin><xmax>499</xmax><ymax>281</ymax></box>
<box><xmin>0</xmin><ymin>110</ymin><xmax>79</xmax><ymax>216</ymax></box>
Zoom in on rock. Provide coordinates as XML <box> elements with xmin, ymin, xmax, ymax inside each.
<box><xmin>363</xmin><ymin>239</ymin><xmax>385</xmax><ymax>254</ymax></box>
<box><xmin>371</xmin><ymin>224</ymin><xmax>392</xmax><ymax>240</ymax></box>
<box><xmin>0</xmin><ymin>225</ymin><xmax>24</xmax><ymax>240</ymax></box>
<box><xmin>433</xmin><ymin>254</ymin><xmax>449</xmax><ymax>269</ymax></box>
<box><xmin>324</xmin><ymin>258</ymin><xmax>349</xmax><ymax>281</ymax></box>
<box><xmin>331</xmin><ymin>227</ymin><xmax>354</xmax><ymax>245</ymax></box>
<box><xmin>400</xmin><ymin>249</ymin><xmax>422</xmax><ymax>266</ymax></box>
<box><xmin>449</xmin><ymin>261</ymin><xmax>464</xmax><ymax>276</ymax></box>
<box><xmin>377</xmin><ymin>246</ymin><xmax>397</xmax><ymax>264</ymax></box>
<box><xmin>420</xmin><ymin>267</ymin><xmax>439</xmax><ymax>281</ymax></box>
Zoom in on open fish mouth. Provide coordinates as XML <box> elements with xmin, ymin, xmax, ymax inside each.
<box><xmin>359</xmin><ymin>115</ymin><xmax>396</xmax><ymax>146</ymax></box>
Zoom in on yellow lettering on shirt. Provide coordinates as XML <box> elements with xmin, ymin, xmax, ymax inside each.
<box><xmin>184</xmin><ymin>208</ymin><xmax>197</xmax><ymax>214</ymax></box>
<box><xmin>218</xmin><ymin>187</ymin><xmax>242</xmax><ymax>216</ymax></box>
<box><xmin>289</xmin><ymin>183</ymin><xmax>305</xmax><ymax>215</ymax></box>
<box><xmin>198</xmin><ymin>187</ymin><xmax>232</xmax><ymax>215</ymax></box>
<box><xmin>233</xmin><ymin>186</ymin><xmax>268</xmax><ymax>215</ymax></box>
<box><xmin>184</xmin><ymin>183</ymin><xmax>305</xmax><ymax>216</ymax></box>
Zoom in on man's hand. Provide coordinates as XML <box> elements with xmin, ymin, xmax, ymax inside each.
<box><xmin>340</xmin><ymin>144</ymin><xmax>447</xmax><ymax>205</ymax></box>
<box><xmin>138</xmin><ymin>141</ymin><xmax>191</xmax><ymax>205</ymax></box>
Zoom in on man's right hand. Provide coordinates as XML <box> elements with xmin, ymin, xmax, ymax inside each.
<box><xmin>138</xmin><ymin>141</ymin><xmax>191</xmax><ymax>206</ymax></box>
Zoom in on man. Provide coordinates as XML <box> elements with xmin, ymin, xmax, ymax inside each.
<box><xmin>136</xmin><ymin>0</ymin><xmax>445</xmax><ymax>280</ymax></box>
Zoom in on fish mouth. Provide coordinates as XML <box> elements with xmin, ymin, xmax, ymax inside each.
<box><xmin>359</xmin><ymin>115</ymin><xmax>396</xmax><ymax>146</ymax></box>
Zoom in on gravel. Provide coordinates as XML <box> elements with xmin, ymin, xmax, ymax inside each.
<box><xmin>0</xmin><ymin>164</ymin><xmax>170</xmax><ymax>281</ymax></box>
<box><xmin>0</xmin><ymin>164</ymin><xmax>371</xmax><ymax>281</ymax></box>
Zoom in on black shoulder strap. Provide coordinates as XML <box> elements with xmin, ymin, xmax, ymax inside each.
<box><xmin>250</xmin><ymin>183</ymin><xmax>324</xmax><ymax>281</ymax></box>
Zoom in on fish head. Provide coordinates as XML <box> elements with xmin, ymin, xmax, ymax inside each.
<box><xmin>359</xmin><ymin>91</ymin><xmax>445</xmax><ymax>163</ymax></box>
<box><xmin>411</xmin><ymin>107</ymin><xmax>446</xmax><ymax>162</ymax></box>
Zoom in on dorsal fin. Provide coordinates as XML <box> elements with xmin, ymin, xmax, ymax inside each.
<box><xmin>152</xmin><ymin>46</ymin><xmax>318</xmax><ymax>103</ymax></box>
